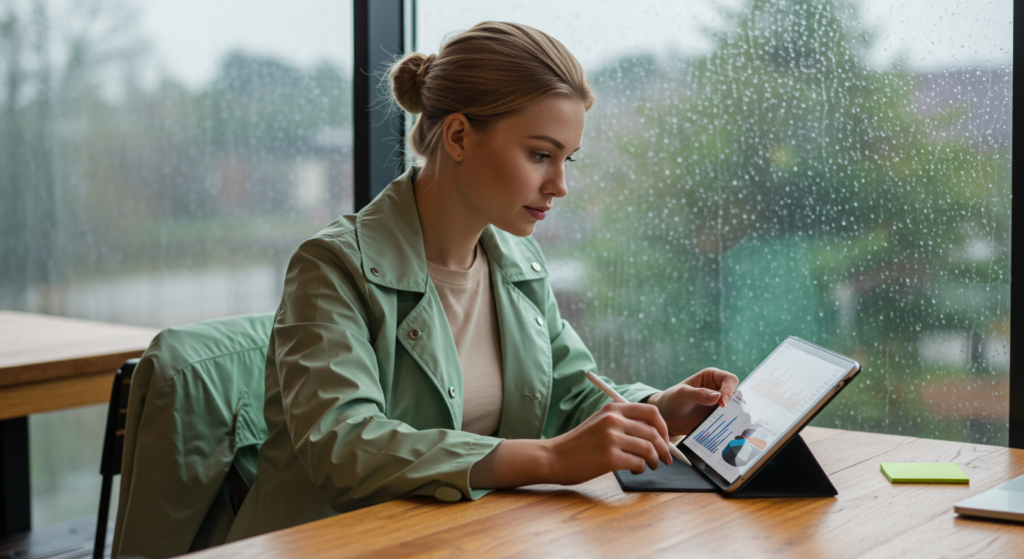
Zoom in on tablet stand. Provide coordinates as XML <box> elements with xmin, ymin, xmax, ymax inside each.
<box><xmin>613</xmin><ymin>433</ymin><xmax>837</xmax><ymax>498</ymax></box>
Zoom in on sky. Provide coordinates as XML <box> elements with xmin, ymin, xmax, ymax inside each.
<box><xmin>130</xmin><ymin>0</ymin><xmax>1013</xmax><ymax>89</ymax></box>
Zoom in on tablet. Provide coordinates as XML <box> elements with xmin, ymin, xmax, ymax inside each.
<box><xmin>681</xmin><ymin>336</ymin><xmax>860</xmax><ymax>494</ymax></box>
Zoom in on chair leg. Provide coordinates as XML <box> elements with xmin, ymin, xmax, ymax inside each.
<box><xmin>94</xmin><ymin>473</ymin><xmax>112</xmax><ymax>559</ymax></box>
<box><xmin>0</xmin><ymin>417</ymin><xmax>31</xmax><ymax>537</ymax></box>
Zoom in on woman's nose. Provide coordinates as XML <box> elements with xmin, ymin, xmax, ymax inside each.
<box><xmin>545</xmin><ymin>167</ymin><xmax>568</xmax><ymax>198</ymax></box>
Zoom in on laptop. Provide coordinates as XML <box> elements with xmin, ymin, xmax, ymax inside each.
<box><xmin>953</xmin><ymin>474</ymin><xmax>1024</xmax><ymax>522</ymax></box>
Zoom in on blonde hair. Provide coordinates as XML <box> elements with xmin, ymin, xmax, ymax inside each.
<box><xmin>388</xmin><ymin>21</ymin><xmax>595</xmax><ymax>171</ymax></box>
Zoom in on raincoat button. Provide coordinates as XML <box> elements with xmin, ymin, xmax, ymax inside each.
<box><xmin>531</xmin><ymin>262</ymin><xmax>541</xmax><ymax>272</ymax></box>
<box><xmin>536</xmin><ymin>317</ymin><xmax>544</xmax><ymax>326</ymax></box>
<box><xmin>409</xmin><ymin>329</ymin><xmax>421</xmax><ymax>340</ymax></box>
<box><xmin>532</xmin><ymin>393</ymin><xmax>542</xmax><ymax>401</ymax></box>
<box><xmin>370</xmin><ymin>267</ymin><xmax>380</xmax><ymax>277</ymax></box>
<box><xmin>448</xmin><ymin>386</ymin><xmax>456</xmax><ymax>398</ymax></box>
<box><xmin>435</xmin><ymin>486</ymin><xmax>461</xmax><ymax>502</ymax></box>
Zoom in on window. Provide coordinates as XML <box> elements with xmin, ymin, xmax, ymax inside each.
<box><xmin>417</xmin><ymin>0</ymin><xmax>1012</xmax><ymax>444</ymax></box>
<box><xmin>0</xmin><ymin>0</ymin><xmax>353</xmax><ymax>527</ymax></box>
<box><xmin>2</xmin><ymin>0</ymin><xmax>1012</xmax><ymax>530</ymax></box>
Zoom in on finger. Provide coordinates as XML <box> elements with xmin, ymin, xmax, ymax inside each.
<box><xmin>616</xmin><ymin>403</ymin><xmax>671</xmax><ymax>443</ymax></box>
<box><xmin>621</xmin><ymin>418</ymin><xmax>673</xmax><ymax>465</ymax></box>
<box><xmin>693</xmin><ymin>368</ymin><xmax>739</xmax><ymax>407</ymax></box>
<box><xmin>616</xmin><ymin>432</ymin><xmax>662</xmax><ymax>471</ymax></box>
<box><xmin>676</xmin><ymin>383</ymin><xmax>723</xmax><ymax>407</ymax></box>
<box><xmin>619</xmin><ymin>451</ymin><xmax>648</xmax><ymax>475</ymax></box>
<box><xmin>706</xmin><ymin>368</ymin><xmax>739</xmax><ymax>406</ymax></box>
<box><xmin>717</xmin><ymin>371</ymin><xmax>739</xmax><ymax>406</ymax></box>
<box><xmin>605</xmin><ymin>404</ymin><xmax>671</xmax><ymax>463</ymax></box>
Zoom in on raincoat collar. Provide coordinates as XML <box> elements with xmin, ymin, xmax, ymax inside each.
<box><xmin>355</xmin><ymin>166</ymin><xmax>549</xmax><ymax>293</ymax></box>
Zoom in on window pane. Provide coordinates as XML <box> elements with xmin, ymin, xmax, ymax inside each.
<box><xmin>417</xmin><ymin>0</ymin><xmax>1012</xmax><ymax>444</ymax></box>
<box><xmin>1</xmin><ymin>0</ymin><xmax>353</xmax><ymax>527</ymax></box>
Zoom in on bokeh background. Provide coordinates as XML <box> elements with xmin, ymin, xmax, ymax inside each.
<box><xmin>0</xmin><ymin>0</ymin><xmax>1011</xmax><ymax>527</ymax></box>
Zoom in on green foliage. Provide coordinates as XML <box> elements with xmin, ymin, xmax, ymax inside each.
<box><xmin>555</xmin><ymin>0</ymin><xmax>1010</xmax><ymax>444</ymax></box>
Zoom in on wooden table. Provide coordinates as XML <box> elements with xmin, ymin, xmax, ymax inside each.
<box><xmin>0</xmin><ymin>311</ymin><xmax>157</xmax><ymax>536</ymax></box>
<box><xmin>188</xmin><ymin>426</ymin><xmax>1024</xmax><ymax>558</ymax></box>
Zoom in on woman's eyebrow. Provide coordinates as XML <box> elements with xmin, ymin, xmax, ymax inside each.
<box><xmin>528</xmin><ymin>135</ymin><xmax>581</xmax><ymax>153</ymax></box>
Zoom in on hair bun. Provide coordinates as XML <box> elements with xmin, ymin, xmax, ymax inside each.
<box><xmin>385</xmin><ymin>22</ymin><xmax>594</xmax><ymax>170</ymax></box>
<box><xmin>391</xmin><ymin>53</ymin><xmax>434</xmax><ymax>114</ymax></box>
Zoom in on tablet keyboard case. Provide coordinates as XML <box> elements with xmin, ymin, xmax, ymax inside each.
<box><xmin>614</xmin><ymin>433</ymin><xmax>837</xmax><ymax>498</ymax></box>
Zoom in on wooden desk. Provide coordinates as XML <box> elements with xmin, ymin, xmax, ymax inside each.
<box><xmin>0</xmin><ymin>311</ymin><xmax>158</xmax><ymax>420</ymax></box>
<box><xmin>0</xmin><ymin>311</ymin><xmax>157</xmax><ymax>536</ymax></box>
<box><xmin>189</xmin><ymin>427</ymin><xmax>1024</xmax><ymax>558</ymax></box>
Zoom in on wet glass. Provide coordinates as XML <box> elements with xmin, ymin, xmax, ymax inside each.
<box><xmin>417</xmin><ymin>0</ymin><xmax>1012</xmax><ymax>444</ymax></box>
<box><xmin>1</xmin><ymin>0</ymin><xmax>353</xmax><ymax>527</ymax></box>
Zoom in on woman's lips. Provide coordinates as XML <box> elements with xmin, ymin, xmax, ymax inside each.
<box><xmin>525</xmin><ymin>206</ymin><xmax>549</xmax><ymax>220</ymax></box>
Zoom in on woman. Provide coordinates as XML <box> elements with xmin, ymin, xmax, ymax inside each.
<box><xmin>226</xmin><ymin>21</ymin><xmax>737</xmax><ymax>541</ymax></box>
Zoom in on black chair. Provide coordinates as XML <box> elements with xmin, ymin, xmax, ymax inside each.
<box><xmin>97</xmin><ymin>312</ymin><xmax>272</xmax><ymax>559</ymax></box>
<box><xmin>94</xmin><ymin>358</ymin><xmax>139</xmax><ymax>559</ymax></box>
<box><xmin>91</xmin><ymin>355</ymin><xmax>258</xmax><ymax>559</ymax></box>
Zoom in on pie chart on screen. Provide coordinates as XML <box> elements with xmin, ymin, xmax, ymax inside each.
<box><xmin>721</xmin><ymin>429</ymin><xmax>768</xmax><ymax>467</ymax></box>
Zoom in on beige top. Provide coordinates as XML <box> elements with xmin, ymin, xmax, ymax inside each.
<box><xmin>426</xmin><ymin>243</ymin><xmax>504</xmax><ymax>436</ymax></box>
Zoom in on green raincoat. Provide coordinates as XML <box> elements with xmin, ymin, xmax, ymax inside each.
<box><xmin>226</xmin><ymin>166</ymin><xmax>659</xmax><ymax>541</ymax></box>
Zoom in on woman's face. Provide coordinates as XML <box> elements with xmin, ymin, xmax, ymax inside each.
<box><xmin>452</xmin><ymin>96</ymin><xmax>586</xmax><ymax>237</ymax></box>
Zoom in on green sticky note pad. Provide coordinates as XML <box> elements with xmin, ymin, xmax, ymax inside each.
<box><xmin>880</xmin><ymin>462</ymin><xmax>969</xmax><ymax>484</ymax></box>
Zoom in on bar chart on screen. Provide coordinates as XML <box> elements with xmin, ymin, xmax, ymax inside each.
<box><xmin>749</xmin><ymin>368</ymin><xmax>806</xmax><ymax>412</ymax></box>
<box><xmin>692</xmin><ymin>414</ymin><xmax>737</xmax><ymax>453</ymax></box>
<box><xmin>744</xmin><ymin>345</ymin><xmax>846</xmax><ymax>420</ymax></box>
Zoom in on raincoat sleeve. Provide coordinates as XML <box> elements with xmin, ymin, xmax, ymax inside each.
<box><xmin>534</xmin><ymin>279</ymin><xmax>662</xmax><ymax>440</ymax></box>
<box><xmin>273</xmin><ymin>234</ymin><xmax>502</xmax><ymax>510</ymax></box>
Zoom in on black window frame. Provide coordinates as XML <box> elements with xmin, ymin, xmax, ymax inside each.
<box><xmin>353</xmin><ymin>0</ymin><xmax>408</xmax><ymax>210</ymax></box>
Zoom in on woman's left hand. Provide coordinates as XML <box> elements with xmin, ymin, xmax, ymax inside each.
<box><xmin>647</xmin><ymin>368</ymin><xmax>739</xmax><ymax>437</ymax></box>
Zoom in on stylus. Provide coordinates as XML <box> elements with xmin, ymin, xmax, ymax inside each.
<box><xmin>586</xmin><ymin>371</ymin><xmax>693</xmax><ymax>467</ymax></box>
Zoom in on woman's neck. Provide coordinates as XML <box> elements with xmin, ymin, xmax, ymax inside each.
<box><xmin>413</xmin><ymin>164</ymin><xmax>487</xmax><ymax>271</ymax></box>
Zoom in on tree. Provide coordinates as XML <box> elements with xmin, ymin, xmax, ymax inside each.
<box><xmin>554</xmin><ymin>0</ymin><xmax>1010</xmax><ymax>442</ymax></box>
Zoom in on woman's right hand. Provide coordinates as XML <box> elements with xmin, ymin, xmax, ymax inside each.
<box><xmin>542</xmin><ymin>402</ymin><xmax>673</xmax><ymax>485</ymax></box>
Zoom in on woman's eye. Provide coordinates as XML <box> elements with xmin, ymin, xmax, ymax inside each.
<box><xmin>532</xmin><ymin>152</ymin><xmax>550</xmax><ymax>162</ymax></box>
<box><xmin>566</xmin><ymin>156</ymin><xmax>577</xmax><ymax>163</ymax></box>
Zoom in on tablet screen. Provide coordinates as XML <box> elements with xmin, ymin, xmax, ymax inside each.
<box><xmin>682</xmin><ymin>339</ymin><xmax>851</xmax><ymax>484</ymax></box>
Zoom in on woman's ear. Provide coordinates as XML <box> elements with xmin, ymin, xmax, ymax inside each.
<box><xmin>442</xmin><ymin>113</ymin><xmax>469</xmax><ymax>162</ymax></box>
